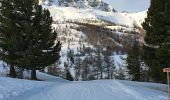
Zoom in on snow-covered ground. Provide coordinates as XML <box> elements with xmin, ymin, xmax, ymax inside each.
<box><xmin>0</xmin><ymin>60</ymin><xmax>167</xmax><ymax>100</ymax></box>
<box><xmin>0</xmin><ymin>76</ymin><xmax>167</xmax><ymax>100</ymax></box>
<box><xmin>0</xmin><ymin>62</ymin><xmax>168</xmax><ymax>100</ymax></box>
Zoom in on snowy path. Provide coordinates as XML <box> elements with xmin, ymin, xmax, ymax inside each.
<box><xmin>11</xmin><ymin>80</ymin><xmax>167</xmax><ymax>100</ymax></box>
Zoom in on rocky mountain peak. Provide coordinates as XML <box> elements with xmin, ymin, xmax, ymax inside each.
<box><xmin>40</xmin><ymin>0</ymin><xmax>116</xmax><ymax>12</ymax></box>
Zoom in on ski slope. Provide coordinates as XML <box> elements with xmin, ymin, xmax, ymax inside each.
<box><xmin>0</xmin><ymin>76</ymin><xmax>167</xmax><ymax>100</ymax></box>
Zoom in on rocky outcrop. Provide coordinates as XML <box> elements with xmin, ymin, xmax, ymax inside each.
<box><xmin>42</xmin><ymin>0</ymin><xmax>116</xmax><ymax>12</ymax></box>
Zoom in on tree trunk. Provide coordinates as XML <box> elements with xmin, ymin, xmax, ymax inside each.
<box><xmin>101</xmin><ymin>67</ymin><xmax>103</xmax><ymax>79</ymax></box>
<box><xmin>9</xmin><ymin>63</ymin><xmax>16</xmax><ymax>78</ymax></box>
<box><xmin>31</xmin><ymin>68</ymin><xmax>37</xmax><ymax>80</ymax></box>
<box><xmin>107</xmin><ymin>67</ymin><xmax>110</xmax><ymax>79</ymax></box>
<box><xmin>101</xmin><ymin>72</ymin><xmax>103</xmax><ymax>79</ymax></box>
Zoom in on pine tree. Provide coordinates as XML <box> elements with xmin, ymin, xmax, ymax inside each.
<box><xmin>75</xmin><ymin>57</ymin><xmax>81</xmax><ymax>81</ymax></box>
<box><xmin>67</xmin><ymin>50</ymin><xmax>74</xmax><ymax>64</ymax></box>
<box><xmin>103</xmin><ymin>47</ymin><xmax>114</xmax><ymax>79</ymax></box>
<box><xmin>0</xmin><ymin>0</ymin><xmax>29</xmax><ymax>78</ymax></box>
<box><xmin>64</xmin><ymin>62</ymin><xmax>73</xmax><ymax>81</ymax></box>
<box><xmin>16</xmin><ymin>1</ymin><xmax>61</xmax><ymax>80</ymax></box>
<box><xmin>96</xmin><ymin>41</ymin><xmax>103</xmax><ymax>79</ymax></box>
<box><xmin>126</xmin><ymin>23</ymin><xmax>141</xmax><ymax>81</ymax></box>
<box><xmin>142</xmin><ymin>0</ymin><xmax>169</xmax><ymax>83</ymax></box>
<box><xmin>66</xmin><ymin>69</ymin><xmax>74</xmax><ymax>81</ymax></box>
<box><xmin>127</xmin><ymin>40</ymin><xmax>141</xmax><ymax>81</ymax></box>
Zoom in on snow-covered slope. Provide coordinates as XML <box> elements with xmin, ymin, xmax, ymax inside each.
<box><xmin>0</xmin><ymin>0</ymin><xmax>148</xmax><ymax>80</ymax></box>
<box><xmin>44</xmin><ymin>4</ymin><xmax>146</xmax><ymax>27</ymax></box>
<box><xmin>40</xmin><ymin>0</ymin><xmax>114</xmax><ymax>12</ymax></box>
<box><xmin>40</xmin><ymin>0</ymin><xmax>147</xmax><ymax>78</ymax></box>
<box><xmin>0</xmin><ymin>76</ymin><xmax>167</xmax><ymax>100</ymax></box>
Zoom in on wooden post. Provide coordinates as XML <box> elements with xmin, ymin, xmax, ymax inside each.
<box><xmin>163</xmin><ymin>68</ymin><xmax>170</xmax><ymax>100</ymax></box>
<box><xmin>168</xmin><ymin>72</ymin><xmax>170</xmax><ymax>100</ymax></box>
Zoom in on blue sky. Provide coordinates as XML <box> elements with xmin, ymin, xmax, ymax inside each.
<box><xmin>103</xmin><ymin>0</ymin><xmax>150</xmax><ymax>12</ymax></box>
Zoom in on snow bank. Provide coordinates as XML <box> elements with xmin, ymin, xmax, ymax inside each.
<box><xmin>0</xmin><ymin>77</ymin><xmax>47</xmax><ymax>100</ymax></box>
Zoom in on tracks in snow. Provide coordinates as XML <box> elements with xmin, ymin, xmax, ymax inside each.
<box><xmin>12</xmin><ymin>80</ymin><xmax>167</xmax><ymax>100</ymax></box>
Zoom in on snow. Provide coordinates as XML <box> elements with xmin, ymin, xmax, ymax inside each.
<box><xmin>0</xmin><ymin>77</ymin><xmax>47</xmax><ymax>100</ymax></box>
<box><xmin>0</xmin><ymin>61</ymin><xmax>8</xmax><ymax>77</ymax></box>
<box><xmin>43</xmin><ymin>4</ymin><xmax>146</xmax><ymax>27</ymax></box>
<box><xmin>0</xmin><ymin>76</ymin><xmax>167</xmax><ymax>100</ymax></box>
<box><xmin>0</xmin><ymin>63</ymin><xmax>168</xmax><ymax>100</ymax></box>
<box><xmin>112</xmin><ymin>55</ymin><xmax>127</xmax><ymax>69</ymax></box>
<box><xmin>1</xmin><ymin>1</ymin><xmax>165</xmax><ymax>100</ymax></box>
<box><xmin>41</xmin><ymin>1</ymin><xmax>147</xmax><ymax>72</ymax></box>
<box><xmin>0</xmin><ymin>61</ymin><xmax>168</xmax><ymax>100</ymax></box>
<box><xmin>41</xmin><ymin>2</ymin><xmax>148</xmax><ymax>77</ymax></box>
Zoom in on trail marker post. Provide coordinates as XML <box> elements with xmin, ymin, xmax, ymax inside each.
<box><xmin>163</xmin><ymin>68</ymin><xmax>170</xmax><ymax>100</ymax></box>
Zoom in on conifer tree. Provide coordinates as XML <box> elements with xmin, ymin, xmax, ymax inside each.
<box><xmin>0</xmin><ymin>0</ymin><xmax>61</xmax><ymax>80</ymax></box>
<box><xmin>64</xmin><ymin>62</ymin><xmax>73</xmax><ymax>81</ymax></box>
<box><xmin>96</xmin><ymin>42</ymin><xmax>103</xmax><ymax>79</ymax></box>
<box><xmin>0</xmin><ymin>0</ymin><xmax>29</xmax><ymax>77</ymax></box>
<box><xmin>66</xmin><ymin>69</ymin><xmax>73</xmax><ymax>81</ymax></box>
<box><xmin>17</xmin><ymin>3</ymin><xmax>61</xmax><ymax>80</ymax></box>
<box><xmin>126</xmin><ymin>23</ymin><xmax>141</xmax><ymax>81</ymax></box>
<box><xmin>142</xmin><ymin>0</ymin><xmax>169</xmax><ymax>83</ymax></box>
<box><xmin>127</xmin><ymin>40</ymin><xmax>141</xmax><ymax>81</ymax></box>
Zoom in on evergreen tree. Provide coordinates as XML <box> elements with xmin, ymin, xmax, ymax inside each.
<box><xmin>75</xmin><ymin>57</ymin><xmax>81</xmax><ymax>81</ymax></box>
<box><xmin>126</xmin><ymin>23</ymin><xmax>141</xmax><ymax>81</ymax></box>
<box><xmin>82</xmin><ymin>56</ymin><xmax>90</xmax><ymax>80</ymax></box>
<box><xmin>103</xmin><ymin>47</ymin><xmax>114</xmax><ymax>79</ymax></box>
<box><xmin>127</xmin><ymin>40</ymin><xmax>141</xmax><ymax>81</ymax></box>
<box><xmin>0</xmin><ymin>0</ymin><xmax>29</xmax><ymax>77</ymax></box>
<box><xmin>67</xmin><ymin>50</ymin><xmax>74</xmax><ymax>64</ymax></box>
<box><xmin>96</xmin><ymin>41</ymin><xmax>103</xmax><ymax>79</ymax></box>
<box><xmin>0</xmin><ymin>0</ymin><xmax>61</xmax><ymax>79</ymax></box>
<box><xmin>142</xmin><ymin>0</ymin><xmax>169</xmax><ymax>83</ymax></box>
<box><xmin>13</xmin><ymin>0</ymin><xmax>61</xmax><ymax>80</ymax></box>
<box><xmin>64</xmin><ymin>62</ymin><xmax>73</xmax><ymax>81</ymax></box>
<box><xmin>66</xmin><ymin>69</ymin><xmax>74</xmax><ymax>81</ymax></box>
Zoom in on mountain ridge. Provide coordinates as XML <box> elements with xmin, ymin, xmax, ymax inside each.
<box><xmin>40</xmin><ymin>0</ymin><xmax>116</xmax><ymax>12</ymax></box>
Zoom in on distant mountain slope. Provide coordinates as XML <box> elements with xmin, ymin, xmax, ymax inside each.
<box><xmin>40</xmin><ymin>1</ymin><xmax>147</xmax><ymax>79</ymax></box>
<box><xmin>43</xmin><ymin>4</ymin><xmax>147</xmax><ymax>27</ymax></box>
<box><xmin>40</xmin><ymin>0</ymin><xmax>116</xmax><ymax>12</ymax></box>
<box><xmin>0</xmin><ymin>0</ymin><xmax>148</xmax><ymax>80</ymax></box>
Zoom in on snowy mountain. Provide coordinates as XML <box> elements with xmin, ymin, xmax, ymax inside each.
<box><xmin>0</xmin><ymin>1</ymin><xmax>168</xmax><ymax>100</ymax></box>
<box><xmin>0</xmin><ymin>0</ymin><xmax>147</xmax><ymax>80</ymax></box>
<box><xmin>40</xmin><ymin>0</ymin><xmax>115</xmax><ymax>12</ymax></box>
<box><xmin>39</xmin><ymin>0</ymin><xmax>147</xmax><ymax>79</ymax></box>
